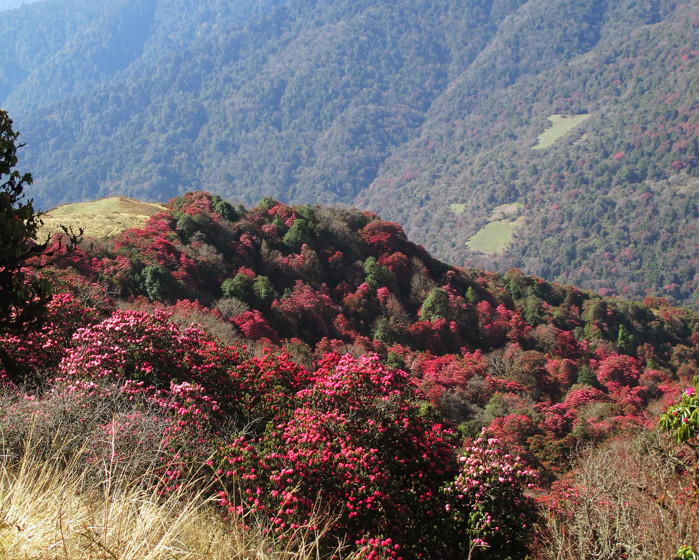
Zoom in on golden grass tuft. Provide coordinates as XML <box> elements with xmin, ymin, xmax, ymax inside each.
<box><xmin>0</xmin><ymin>423</ymin><xmax>348</xmax><ymax>560</ymax></box>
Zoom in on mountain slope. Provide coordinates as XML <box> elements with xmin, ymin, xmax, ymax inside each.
<box><xmin>27</xmin><ymin>191</ymin><xmax>699</xmax><ymax>502</ymax></box>
<box><xmin>361</xmin><ymin>0</ymin><xmax>699</xmax><ymax>303</ymax></box>
<box><xmin>3</xmin><ymin>0</ymin><xmax>698</xmax><ymax>305</ymax></box>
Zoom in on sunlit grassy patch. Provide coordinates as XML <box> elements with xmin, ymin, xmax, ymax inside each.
<box><xmin>39</xmin><ymin>196</ymin><xmax>167</xmax><ymax>240</ymax></box>
<box><xmin>533</xmin><ymin>113</ymin><xmax>590</xmax><ymax>150</ymax></box>
<box><xmin>466</xmin><ymin>216</ymin><xmax>525</xmax><ymax>255</ymax></box>
<box><xmin>449</xmin><ymin>203</ymin><xmax>467</xmax><ymax>215</ymax></box>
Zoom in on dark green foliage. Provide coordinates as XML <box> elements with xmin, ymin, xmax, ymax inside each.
<box><xmin>386</xmin><ymin>350</ymin><xmax>406</xmax><ymax>371</ymax></box>
<box><xmin>0</xmin><ymin>111</ymin><xmax>49</xmax><ymax>363</ymax></box>
<box><xmin>221</xmin><ymin>273</ymin><xmax>254</xmax><ymax>302</ymax></box>
<box><xmin>0</xmin><ymin>110</ymin><xmax>77</xmax><ymax>377</ymax></box>
<box><xmin>282</xmin><ymin>218</ymin><xmax>312</xmax><ymax>252</ymax></box>
<box><xmin>363</xmin><ymin>256</ymin><xmax>396</xmax><ymax>292</ymax></box>
<box><xmin>420</xmin><ymin>287</ymin><xmax>450</xmax><ymax>321</ymax></box>
<box><xmin>175</xmin><ymin>213</ymin><xmax>199</xmax><ymax>242</ymax></box>
<box><xmin>617</xmin><ymin>324</ymin><xmax>635</xmax><ymax>354</ymax></box>
<box><xmin>255</xmin><ymin>197</ymin><xmax>279</xmax><ymax>213</ymax></box>
<box><xmin>576</xmin><ymin>365</ymin><xmax>600</xmax><ymax>388</ymax></box>
<box><xmin>523</xmin><ymin>293</ymin><xmax>545</xmax><ymax>326</ymax></box>
<box><xmin>372</xmin><ymin>316</ymin><xmax>406</xmax><ymax>346</ymax></box>
<box><xmin>253</xmin><ymin>275</ymin><xmax>277</xmax><ymax>309</ymax></box>
<box><xmin>211</xmin><ymin>195</ymin><xmax>237</xmax><ymax>222</ymax></box>
<box><xmin>137</xmin><ymin>265</ymin><xmax>181</xmax><ymax>303</ymax></box>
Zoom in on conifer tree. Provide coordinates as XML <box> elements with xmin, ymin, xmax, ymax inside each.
<box><xmin>0</xmin><ymin>110</ymin><xmax>47</xmax><ymax>338</ymax></box>
<box><xmin>0</xmin><ymin>110</ymin><xmax>80</xmax><ymax>377</ymax></box>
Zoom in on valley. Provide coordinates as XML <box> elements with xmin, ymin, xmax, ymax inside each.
<box><xmin>1</xmin><ymin>0</ymin><xmax>696</xmax><ymax>305</ymax></box>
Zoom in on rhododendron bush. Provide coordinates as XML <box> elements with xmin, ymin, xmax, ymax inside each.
<box><xmin>443</xmin><ymin>433</ymin><xmax>538</xmax><ymax>559</ymax></box>
<box><xmin>212</xmin><ymin>353</ymin><xmax>465</xmax><ymax>558</ymax></box>
<box><xmin>2</xmin><ymin>304</ymin><xmax>542</xmax><ymax>558</ymax></box>
<box><xmin>59</xmin><ymin>309</ymin><xmax>308</xmax><ymax>426</ymax></box>
<box><xmin>660</xmin><ymin>378</ymin><xmax>699</xmax><ymax>496</ymax></box>
<box><xmin>0</xmin><ymin>290</ymin><xmax>112</xmax><ymax>382</ymax></box>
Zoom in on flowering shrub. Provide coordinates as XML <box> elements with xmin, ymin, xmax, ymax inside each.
<box><xmin>475</xmin><ymin>302</ymin><xmax>530</xmax><ymax>348</ymax></box>
<box><xmin>359</xmin><ymin>221</ymin><xmax>409</xmax><ymax>255</ymax></box>
<box><xmin>232</xmin><ymin>310</ymin><xmax>280</xmax><ymax>343</ymax></box>
<box><xmin>213</xmin><ymin>353</ymin><xmax>462</xmax><ymax>558</ymax></box>
<box><xmin>417</xmin><ymin>352</ymin><xmax>485</xmax><ymax>402</ymax></box>
<box><xmin>0</xmin><ymin>292</ymin><xmax>108</xmax><ymax>381</ymax></box>
<box><xmin>272</xmin><ymin>280</ymin><xmax>339</xmax><ymax>342</ymax></box>
<box><xmin>55</xmin><ymin>310</ymin><xmax>312</xmax><ymax>498</ymax></box>
<box><xmin>660</xmin><ymin>381</ymin><xmax>699</xmax><ymax>446</ymax></box>
<box><xmin>442</xmin><ymin>432</ymin><xmax>538</xmax><ymax>559</ymax></box>
<box><xmin>407</xmin><ymin>317</ymin><xmax>462</xmax><ymax>354</ymax></box>
<box><xmin>5</xmin><ymin>193</ymin><xmax>699</xmax><ymax>559</ymax></box>
<box><xmin>60</xmin><ymin>309</ymin><xmax>308</xmax><ymax>425</ymax></box>
<box><xmin>596</xmin><ymin>354</ymin><xmax>640</xmax><ymax>392</ymax></box>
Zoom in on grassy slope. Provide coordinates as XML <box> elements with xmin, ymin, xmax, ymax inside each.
<box><xmin>465</xmin><ymin>203</ymin><xmax>524</xmax><ymax>255</ymax></box>
<box><xmin>466</xmin><ymin>216</ymin><xmax>525</xmax><ymax>255</ymax></box>
<box><xmin>532</xmin><ymin>114</ymin><xmax>591</xmax><ymax>150</ymax></box>
<box><xmin>39</xmin><ymin>197</ymin><xmax>167</xmax><ymax>240</ymax></box>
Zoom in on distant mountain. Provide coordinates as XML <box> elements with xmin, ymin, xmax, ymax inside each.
<box><xmin>2</xmin><ymin>0</ymin><xmax>697</xmax><ymax>305</ymax></box>
<box><xmin>0</xmin><ymin>0</ymin><xmax>42</xmax><ymax>11</ymax></box>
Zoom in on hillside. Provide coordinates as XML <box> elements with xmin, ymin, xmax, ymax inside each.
<box><xmin>3</xmin><ymin>190</ymin><xmax>699</xmax><ymax>557</ymax></box>
<box><xmin>39</xmin><ymin>196</ymin><xmax>166</xmax><ymax>240</ymax></box>
<box><xmin>2</xmin><ymin>0</ymin><xmax>697</xmax><ymax>306</ymax></box>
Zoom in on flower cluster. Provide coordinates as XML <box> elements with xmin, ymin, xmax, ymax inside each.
<box><xmin>211</xmin><ymin>353</ymin><xmax>464</xmax><ymax>557</ymax></box>
<box><xmin>0</xmin><ymin>292</ymin><xmax>107</xmax><ymax>381</ymax></box>
<box><xmin>442</xmin><ymin>432</ymin><xmax>538</xmax><ymax>559</ymax></box>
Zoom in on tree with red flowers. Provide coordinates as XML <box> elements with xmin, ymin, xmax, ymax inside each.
<box><xmin>443</xmin><ymin>432</ymin><xmax>538</xmax><ymax>559</ymax></box>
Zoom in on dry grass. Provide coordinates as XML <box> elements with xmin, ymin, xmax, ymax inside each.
<box><xmin>538</xmin><ymin>432</ymin><xmax>699</xmax><ymax>559</ymax></box>
<box><xmin>0</xmin><ymin>422</ymin><xmax>349</xmax><ymax>560</ymax></box>
<box><xmin>38</xmin><ymin>197</ymin><xmax>167</xmax><ymax>241</ymax></box>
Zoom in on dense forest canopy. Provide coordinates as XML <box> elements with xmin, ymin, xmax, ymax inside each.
<box><xmin>1</xmin><ymin>0</ymin><xmax>697</xmax><ymax>306</ymax></box>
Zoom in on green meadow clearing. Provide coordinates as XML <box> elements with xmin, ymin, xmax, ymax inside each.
<box><xmin>466</xmin><ymin>216</ymin><xmax>525</xmax><ymax>255</ymax></box>
<box><xmin>465</xmin><ymin>203</ymin><xmax>525</xmax><ymax>255</ymax></box>
<box><xmin>533</xmin><ymin>113</ymin><xmax>591</xmax><ymax>150</ymax></box>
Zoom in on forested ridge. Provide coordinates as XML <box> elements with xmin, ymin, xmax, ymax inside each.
<box><xmin>1</xmin><ymin>0</ymin><xmax>697</xmax><ymax>306</ymax></box>
<box><xmin>4</xmin><ymin>187</ymin><xmax>699</xmax><ymax>557</ymax></box>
